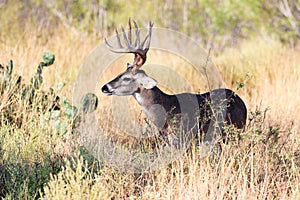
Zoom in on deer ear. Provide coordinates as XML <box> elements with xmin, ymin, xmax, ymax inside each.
<box><xmin>139</xmin><ymin>76</ymin><xmax>157</xmax><ymax>89</ymax></box>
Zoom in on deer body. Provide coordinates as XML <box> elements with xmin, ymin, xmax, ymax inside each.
<box><xmin>133</xmin><ymin>86</ymin><xmax>247</xmax><ymax>132</ymax></box>
<box><xmin>101</xmin><ymin>19</ymin><xmax>247</xmax><ymax>143</ymax></box>
<box><xmin>102</xmin><ymin>68</ymin><xmax>247</xmax><ymax>140</ymax></box>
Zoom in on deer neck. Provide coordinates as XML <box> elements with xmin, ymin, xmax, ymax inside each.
<box><xmin>133</xmin><ymin>87</ymin><xmax>166</xmax><ymax>108</ymax></box>
<box><xmin>133</xmin><ymin>87</ymin><xmax>171</xmax><ymax>127</ymax></box>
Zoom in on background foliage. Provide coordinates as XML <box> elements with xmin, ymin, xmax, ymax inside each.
<box><xmin>1</xmin><ymin>0</ymin><xmax>300</xmax><ymax>49</ymax></box>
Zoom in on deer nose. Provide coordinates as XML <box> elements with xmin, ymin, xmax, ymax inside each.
<box><xmin>101</xmin><ymin>84</ymin><xmax>109</xmax><ymax>93</ymax></box>
<box><xmin>101</xmin><ymin>84</ymin><xmax>112</xmax><ymax>95</ymax></box>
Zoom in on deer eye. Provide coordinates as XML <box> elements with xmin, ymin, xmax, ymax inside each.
<box><xmin>123</xmin><ymin>77</ymin><xmax>131</xmax><ymax>82</ymax></box>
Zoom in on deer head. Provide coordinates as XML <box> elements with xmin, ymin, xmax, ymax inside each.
<box><xmin>102</xmin><ymin>19</ymin><xmax>157</xmax><ymax>96</ymax></box>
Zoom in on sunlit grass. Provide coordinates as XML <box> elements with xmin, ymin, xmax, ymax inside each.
<box><xmin>43</xmin><ymin>110</ymin><xmax>300</xmax><ymax>199</ymax></box>
<box><xmin>215</xmin><ymin>37</ymin><xmax>300</xmax><ymax>130</ymax></box>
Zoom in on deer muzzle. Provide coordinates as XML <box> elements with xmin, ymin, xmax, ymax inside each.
<box><xmin>101</xmin><ymin>84</ymin><xmax>113</xmax><ymax>96</ymax></box>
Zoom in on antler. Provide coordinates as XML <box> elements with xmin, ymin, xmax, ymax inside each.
<box><xmin>105</xmin><ymin>18</ymin><xmax>153</xmax><ymax>69</ymax></box>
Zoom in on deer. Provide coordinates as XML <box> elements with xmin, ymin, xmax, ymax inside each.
<box><xmin>101</xmin><ymin>19</ymin><xmax>247</xmax><ymax>148</ymax></box>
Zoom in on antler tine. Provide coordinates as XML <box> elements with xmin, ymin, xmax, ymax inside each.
<box><xmin>132</xmin><ymin>20</ymin><xmax>140</xmax><ymax>48</ymax></box>
<box><xmin>128</xmin><ymin>18</ymin><xmax>132</xmax><ymax>45</ymax></box>
<box><xmin>141</xmin><ymin>21</ymin><xmax>153</xmax><ymax>51</ymax></box>
<box><xmin>146</xmin><ymin>21</ymin><xmax>154</xmax><ymax>49</ymax></box>
<box><xmin>105</xmin><ymin>18</ymin><xmax>153</xmax><ymax>68</ymax></box>
<box><xmin>115</xmin><ymin>29</ymin><xmax>123</xmax><ymax>48</ymax></box>
<box><xmin>104</xmin><ymin>29</ymin><xmax>125</xmax><ymax>52</ymax></box>
<box><xmin>104</xmin><ymin>38</ymin><xmax>115</xmax><ymax>49</ymax></box>
<box><xmin>121</xmin><ymin>26</ymin><xmax>131</xmax><ymax>48</ymax></box>
<box><xmin>105</xmin><ymin>20</ymin><xmax>136</xmax><ymax>53</ymax></box>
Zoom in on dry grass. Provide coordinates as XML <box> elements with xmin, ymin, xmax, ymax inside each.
<box><xmin>43</xmin><ymin>115</ymin><xmax>300</xmax><ymax>199</ymax></box>
<box><xmin>1</xmin><ymin>25</ymin><xmax>300</xmax><ymax>199</ymax></box>
<box><xmin>215</xmin><ymin>38</ymin><xmax>300</xmax><ymax>131</ymax></box>
<box><xmin>1</xmin><ymin>25</ymin><xmax>97</xmax><ymax>97</ymax></box>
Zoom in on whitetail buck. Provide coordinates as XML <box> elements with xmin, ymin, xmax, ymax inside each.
<box><xmin>102</xmin><ymin>19</ymin><xmax>247</xmax><ymax>146</ymax></box>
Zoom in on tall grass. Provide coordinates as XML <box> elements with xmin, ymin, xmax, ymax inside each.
<box><xmin>216</xmin><ymin>38</ymin><xmax>300</xmax><ymax>131</ymax></box>
<box><xmin>43</xmin><ymin>109</ymin><xmax>299</xmax><ymax>199</ymax></box>
<box><xmin>1</xmin><ymin>23</ymin><xmax>299</xmax><ymax>199</ymax></box>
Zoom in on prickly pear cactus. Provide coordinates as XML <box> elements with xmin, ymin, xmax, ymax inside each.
<box><xmin>31</xmin><ymin>51</ymin><xmax>55</xmax><ymax>89</ymax></box>
<box><xmin>41</xmin><ymin>51</ymin><xmax>55</xmax><ymax>67</ymax></box>
<box><xmin>0</xmin><ymin>51</ymin><xmax>98</xmax><ymax>136</ymax></box>
<box><xmin>81</xmin><ymin>93</ymin><xmax>98</xmax><ymax>114</ymax></box>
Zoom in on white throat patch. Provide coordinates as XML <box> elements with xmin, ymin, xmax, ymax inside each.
<box><xmin>133</xmin><ymin>93</ymin><xmax>144</xmax><ymax>105</ymax></box>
